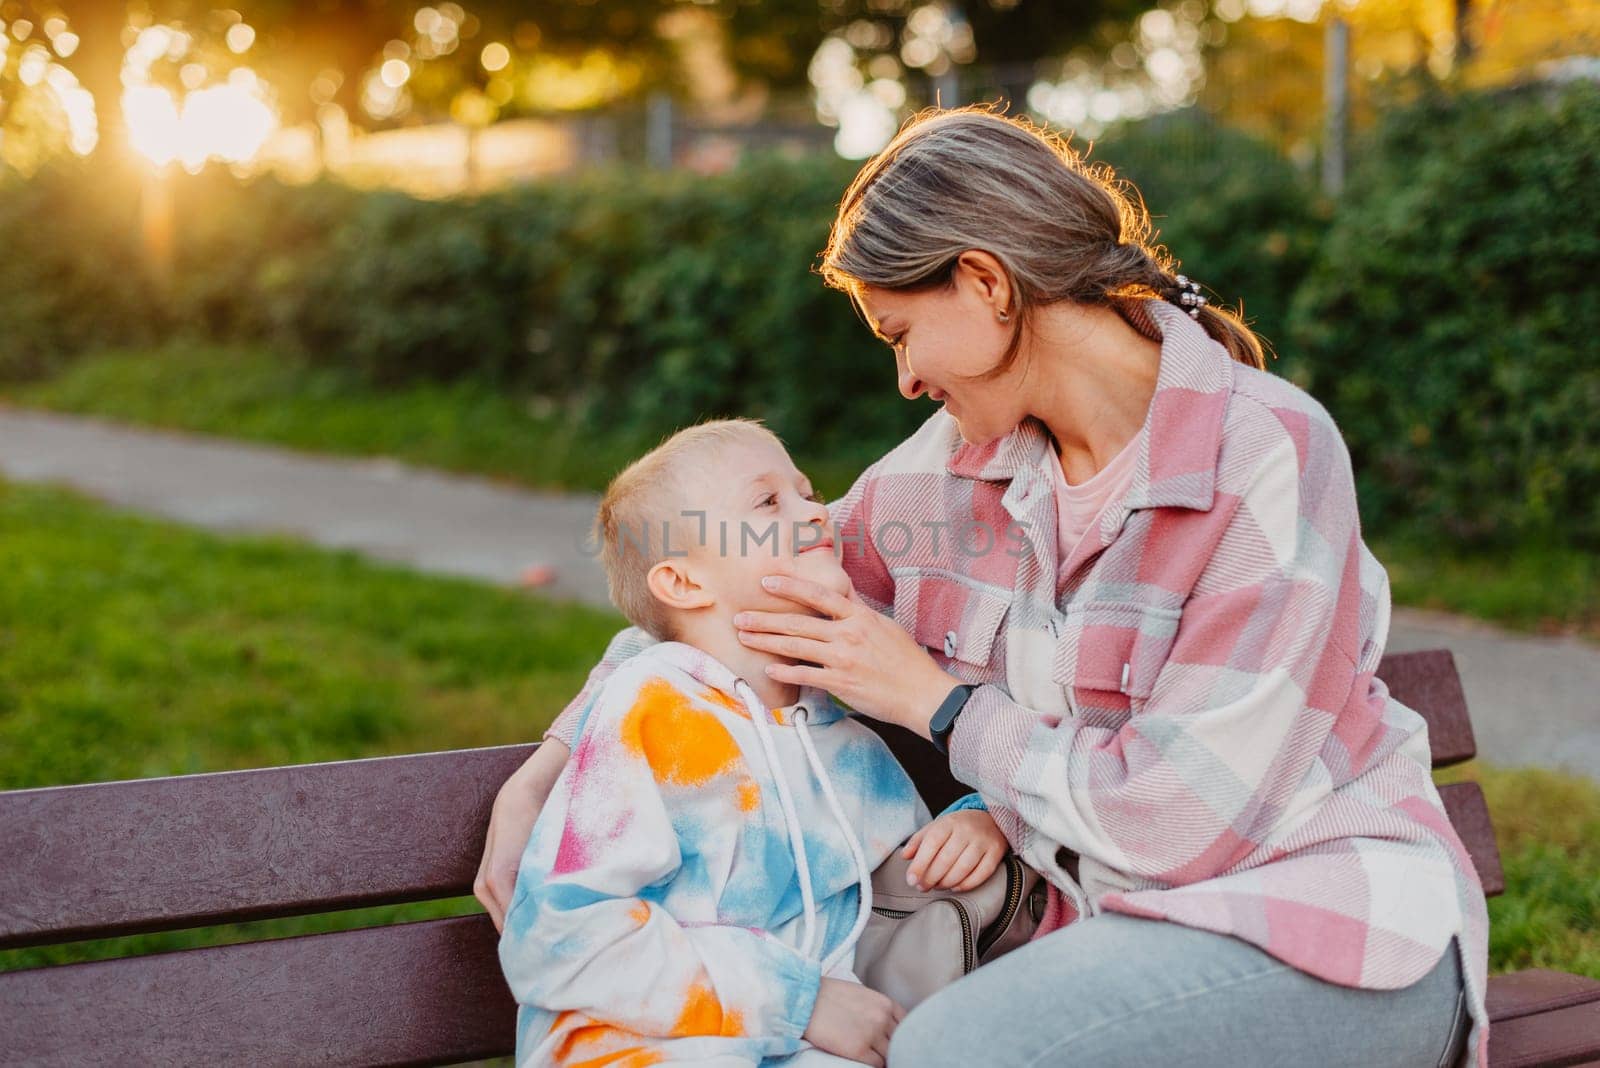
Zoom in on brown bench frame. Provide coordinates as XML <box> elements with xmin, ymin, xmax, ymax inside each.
<box><xmin>2</xmin><ymin>649</ymin><xmax>1598</xmax><ymax>1066</ymax></box>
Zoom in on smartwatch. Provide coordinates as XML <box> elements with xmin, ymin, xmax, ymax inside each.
<box><xmin>929</xmin><ymin>683</ymin><xmax>977</xmax><ymax>755</ymax></box>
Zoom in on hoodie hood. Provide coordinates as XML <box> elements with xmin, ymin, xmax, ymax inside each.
<box><xmin>638</xmin><ymin>641</ymin><xmax>849</xmax><ymax>727</ymax></box>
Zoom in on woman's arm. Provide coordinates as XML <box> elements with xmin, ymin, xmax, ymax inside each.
<box><xmin>747</xmin><ymin>415</ymin><xmax>1389</xmax><ymax>894</ymax></box>
<box><xmin>947</xmin><ymin>427</ymin><xmax>1380</xmax><ymax>886</ymax></box>
<box><xmin>474</xmin><ymin>736</ymin><xmax>569</xmax><ymax>933</ymax></box>
<box><xmin>475</xmin><ymin>624</ymin><xmax>660</xmax><ymax>929</ymax></box>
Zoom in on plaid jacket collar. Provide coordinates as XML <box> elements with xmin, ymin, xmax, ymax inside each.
<box><xmin>945</xmin><ymin>300</ymin><xmax>1233</xmax><ymax>515</ymax></box>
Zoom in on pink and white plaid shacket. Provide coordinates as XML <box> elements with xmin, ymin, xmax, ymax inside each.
<box><xmin>547</xmin><ymin>299</ymin><xmax>1491</xmax><ymax>1066</ymax></box>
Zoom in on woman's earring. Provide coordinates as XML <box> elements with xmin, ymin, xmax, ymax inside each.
<box><xmin>997</xmin><ymin>310</ymin><xmax>1011</xmax><ymax>323</ymax></box>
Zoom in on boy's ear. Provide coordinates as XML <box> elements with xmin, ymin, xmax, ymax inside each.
<box><xmin>646</xmin><ymin>559</ymin><xmax>715</xmax><ymax>612</ymax></box>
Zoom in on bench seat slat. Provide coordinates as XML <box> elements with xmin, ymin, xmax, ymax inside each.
<box><xmin>0</xmin><ymin>744</ymin><xmax>536</xmax><ymax>950</ymax></box>
<box><xmin>1489</xmin><ymin>969</ymin><xmax>1600</xmax><ymax>1023</ymax></box>
<box><xmin>0</xmin><ymin>914</ymin><xmax>516</xmax><ymax>1067</ymax></box>
<box><xmin>1487</xmin><ymin>987</ymin><xmax>1600</xmax><ymax>1068</ymax></box>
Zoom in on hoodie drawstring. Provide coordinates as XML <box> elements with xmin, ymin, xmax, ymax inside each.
<box><xmin>792</xmin><ymin>706</ymin><xmax>874</xmax><ymax>975</ymax></box>
<box><xmin>737</xmin><ymin>679</ymin><xmax>819</xmax><ymax>959</ymax></box>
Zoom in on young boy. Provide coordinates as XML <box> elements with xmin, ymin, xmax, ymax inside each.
<box><xmin>498</xmin><ymin>419</ymin><xmax>1006</xmax><ymax>1067</ymax></box>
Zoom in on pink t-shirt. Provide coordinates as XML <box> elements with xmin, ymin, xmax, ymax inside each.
<box><xmin>1049</xmin><ymin>433</ymin><xmax>1140</xmax><ymax>565</ymax></box>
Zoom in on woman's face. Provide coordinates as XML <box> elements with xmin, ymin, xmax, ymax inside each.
<box><xmin>856</xmin><ymin>254</ymin><xmax>1030</xmax><ymax>446</ymax></box>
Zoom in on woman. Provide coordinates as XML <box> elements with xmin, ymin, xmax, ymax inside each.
<box><xmin>476</xmin><ymin>106</ymin><xmax>1488</xmax><ymax>1068</ymax></box>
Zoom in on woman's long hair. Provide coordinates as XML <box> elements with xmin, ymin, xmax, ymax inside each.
<box><xmin>819</xmin><ymin>105</ymin><xmax>1266</xmax><ymax>372</ymax></box>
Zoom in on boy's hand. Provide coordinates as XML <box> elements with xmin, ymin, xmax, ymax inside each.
<box><xmin>901</xmin><ymin>809</ymin><xmax>1008</xmax><ymax>892</ymax></box>
<box><xmin>803</xmin><ymin>978</ymin><xmax>903</xmax><ymax>1067</ymax></box>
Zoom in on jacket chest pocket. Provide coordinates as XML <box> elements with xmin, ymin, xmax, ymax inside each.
<box><xmin>1050</xmin><ymin>602</ymin><xmax>1181</xmax><ymax>726</ymax></box>
<box><xmin>892</xmin><ymin>571</ymin><xmax>1010</xmax><ymax>677</ymax></box>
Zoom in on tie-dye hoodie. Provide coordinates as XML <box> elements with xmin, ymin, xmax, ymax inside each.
<box><xmin>498</xmin><ymin>640</ymin><xmax>930</xmax><ymax>1067</ymax></box>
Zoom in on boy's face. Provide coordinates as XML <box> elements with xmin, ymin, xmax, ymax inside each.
<box><xmin>674</xmin><ymin>437</ymin><xmax>850</xmax><ymax>615</ymax></box>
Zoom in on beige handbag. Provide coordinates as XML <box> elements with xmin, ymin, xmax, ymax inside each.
<box><xmin>854</xmin><ymin>849</ymin><xmax>1046</xmax><ymax>1010</ymax></box>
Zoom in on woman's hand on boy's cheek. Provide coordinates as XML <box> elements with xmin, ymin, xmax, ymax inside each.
<box><xmin>900</xmin><ymin>810</ymin><xmax>1008</xmax><ymax>892</ymax></box>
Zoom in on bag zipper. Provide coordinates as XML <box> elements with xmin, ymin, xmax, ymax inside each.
<box><xmin>870</xmin><ymin>900</ymin><xmax>977</xmax><ymax>974</ymax></box>
<box><xmin>954</xmin><ymin>899</ymin><xmax>975</xmax><ymax>973</ymax></box>
<box><xmin>976</xmin><ymin>855</ymin><xmax>1025</xmax><ymax>960</ymax></box>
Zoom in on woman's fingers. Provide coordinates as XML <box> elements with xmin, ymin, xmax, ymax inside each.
<box><xmin>473</xmin><ymin>745</ymin><xmax>564</xmax><ymax>933</ymax></box>
<box><xmin>471</xmin><ymin>862</ymin><xmax>501</xmax><ymax>932</ymax></box>
<box><xmin>489</xmin><ymin>865</ymin><xmax>517</xmax><ymax>932</ymax></box>
<box><xmin>473</xmin><ymin>822</ymin><xmax>509</xmax><ymax>931</ymax></box>
<box><xmin>759</xmin><ymin>575</ymin><xmax>856</xmax><ymax>620</ymax></box>
<box><xmin>900</xmin><ymin>829</ymin><xmax>924</xmax><ymax>860</ymax></box>
<box><xmin>736</xmin><ymin>629</ymin><xmax>832</xmax><ymax>664</ymax></box>
<box><xmin>732</xmin><ymin>610</ymin><xmax>832</xmax><ymax>639</ymax></box>
<box><xmin>473</xmin><ymin>852</ymin><xmax>514</xmax><ymax>933</ymax></box>
<box><xmin>763</xmin><ymin>662</ymin><xmax>830</xmax><ymax>689</ymax></box>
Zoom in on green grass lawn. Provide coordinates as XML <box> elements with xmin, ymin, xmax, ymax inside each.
<box><xmin>1438</xmin><ymin>763</ymin><xmax>1600</xmax><ymax>979</ymax></box>
<box><xmin>9</xmin><ymin>344</ymin><xmax>1596</xmax><ymax>640</ymax></box>
<box><xmin>4</xmin><ymin>343</ymin><xmax>872</xmax><ymax>503</ymax></box>
<box><xmin>0</xmin><ymin>476</ymin><xmax>627</xmax><ymax>973</ymax></box>
<box><xmin>1</xmin><ymin>478</ymin><xmax>1595</xmax><ymax>982</ymax></box>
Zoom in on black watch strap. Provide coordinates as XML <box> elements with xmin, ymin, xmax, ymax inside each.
<box><xmin>929</xmin><ymin>683</ymin><xmax>977</xmax><ymax>755</ymax></box>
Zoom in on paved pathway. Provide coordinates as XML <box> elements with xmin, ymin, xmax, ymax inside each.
<box><xmin>4</xmin><ymin>407</ymin><xmax>1596</xmax><ymax>780</ymax></box>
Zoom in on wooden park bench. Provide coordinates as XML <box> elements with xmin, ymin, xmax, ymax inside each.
<box><xmin>3</xmin><ymin>648</ymin><xmax>1598</xmax><ymax>1066</ymax></box>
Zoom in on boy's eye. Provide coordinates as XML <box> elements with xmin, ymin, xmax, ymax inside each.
<box><xmin>760</xmin><ymin>493</ymin><xmax>778</xmax><ymax>507</ymax></box>
<box><xmin>807</xmin><ymin>492</ymin><xmax>826</xmax><ymax>505</ymax></box>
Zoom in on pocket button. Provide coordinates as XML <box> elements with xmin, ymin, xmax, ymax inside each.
<box><xmin>944</xmin><ymin>631</ymin><xmax>958</xmax><ymax>657</ymax></box>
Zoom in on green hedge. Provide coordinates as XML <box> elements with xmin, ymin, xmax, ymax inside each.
<box><xmin>1290</xmin><ymin>82</ymin><xmax>1600</xmax><ymax>548</ymax></box>
<box><xmin>0</xmin><ymin>165</ymin><xmax>167</xmax><ymax>381</ymax></box>
<box><xmin>1094</xmin><ymin>110</ymin><xmax>1325</xmax><ymax>364</ymax></box>
<box><xmin>0</xmin><ymin>128</ymin><xmax>1322</xmax><ymax>471</ymax></box>
<box><xmin>7</xmin><ymin>91</ymin><xmax>1594</xmax><ymax>549</ymax></box>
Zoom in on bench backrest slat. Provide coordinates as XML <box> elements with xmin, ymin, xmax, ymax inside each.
<box><xmin>0</xmin><ymin>915</ymin><xmax>515</xmax><ymax>1067</ymax></box>
<box><xmin>1375</xmin><ymin>648</ymin><xmax>1477</xmax><ymax>767</ymax></box>
<box><xmin>0</xmin><ymin>745</ymin><xmax>535</xmax><ymax>950</ymax></box>
<box><xmin>1438</xmin><ymin>781</ymin><xmax>1505</xmax><ymax>896</ymax></box>
<box><xmin>0</xmin><ymin>649</ymin><xmax>1499</xmax><ymax>956</ymax></box>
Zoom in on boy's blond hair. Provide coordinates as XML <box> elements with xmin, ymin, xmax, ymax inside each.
<box><xmin>597</xmin><ymin>418</ymin><xmax>784</xmax><ymax>641</ymax></box>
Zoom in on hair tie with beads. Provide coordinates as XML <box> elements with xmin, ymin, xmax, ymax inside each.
<box><xmin>1167</xmin><ymin>274</ymin><xmax>1208</xmax><ymax>319</ymax></box>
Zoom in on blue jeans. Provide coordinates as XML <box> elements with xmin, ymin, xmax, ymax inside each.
<box><xmin>888</xmin><ymin>913</ymin><xmax>1468</xmax><ymax>1068</ymax></box>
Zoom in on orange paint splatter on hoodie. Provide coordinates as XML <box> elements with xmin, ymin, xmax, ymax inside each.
<box><xmin>671</xmin><ymin>982</ymin><xmax>746</xmax><ymax>1038</ymax></box>
<box><xmin>701</xmin><ymin>686</ymin><xmax>747</xmax><ymax>718</ymax></box>
<box><xmin>622</xmin><ymin>677</ymin><xmax>742</xmax><ymax>787</ymax></box>
<box><xmin>568</xmin><ymin>1049</ymin><xmax>664</xmax><ymax>1068</ymax></box>
<box><xmin>552</xmin><ymin>1015</ymin><xmax>666</xmax><ymax>1067</ymax></box>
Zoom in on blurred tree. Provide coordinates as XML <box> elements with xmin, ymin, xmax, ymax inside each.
<box><xmin>39</xmin><ymin>0</ymin><xmax>1154</xmax><ymax>168</ymax></box>
<box><xmin>1</xmin><ymin>1</ymin><xmax>100</xmax><ymax>174</ymax></box>
<box><xmin>1198</xmin><ymin>0</ymin><xmax>1598</xmax><ymax>160</ymax></box>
